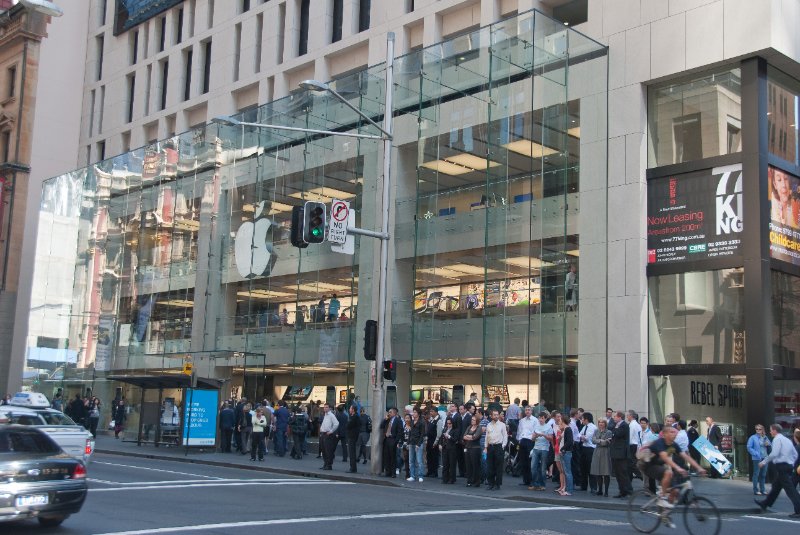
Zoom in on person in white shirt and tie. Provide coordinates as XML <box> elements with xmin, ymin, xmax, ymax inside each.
<box><xmin>318</xmin><ymin>403</ymin><xmax>339</xmax><ymax>470</ymax></box>
<box><xmin>483</xmin><ymin>409</ymin><xmax>508</xmax><ymax>490</ymax></box>
<box><xmin>578</xmin><ymin>412</ymin><xmax>598</xmax><ymax>492</ymax></box>
<box><xmin>516</xmin><ymin>405</ymin><xmax>536</xmax><ymax>486</ymax></box>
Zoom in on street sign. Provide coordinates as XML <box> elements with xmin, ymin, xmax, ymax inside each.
<box><xmin>329</xmin><ymin>199</ymin><xmax>350</xmax><ymax>246</ymax></box>
<box><xmin>182</xmin><ymin>362</ymin><xmax>193</xmax><ymax>375</ymax></box>
<box><xmin>331</xmin><ymin>209</ymin><xmax>355</xmax><ymax>255</ymax></box>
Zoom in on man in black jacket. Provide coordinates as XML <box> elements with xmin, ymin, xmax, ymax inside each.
<box><xmin>219</xmin><ymin>403</ymin><xmax>236</xmax><ymax>453</ymax></box>
<box><xmin>233</xmin><ymin>397</ymin><xmax>247</xmax><ymax>452</ymax></box>
<box><xmin>426</xmin><ymin>408</ymin><xmax>442</xmax><ymax>477</ymax></box>
<box><xmin>356</xmin><ymin>408</ymin><xmax>371</xmax><ymax>464</ymax></box>
<box><xmin>458</xmin><ymin>404</ymin><xmax>472</xmax><ymax>477</ymax></box>
<box><xmin>345</xmin><ymin>405</ymin><xmax>361</xmax><ymax>473</ymax></box>
<box><xmin>380</xmin><ymin>408</ymin><xmax>402</xmax><ymax>477</ymax></box>
<box><xmin>335</xmin><ymin>406</ymin><xmax>349</xmax><ymax>462</ymax></box>
<box><xmin>610</xmin><ymin>411</ymin><xmax>632</xmax><ymax>498</ymax></box>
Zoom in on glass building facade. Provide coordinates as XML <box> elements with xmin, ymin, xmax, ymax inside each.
<box><xmin>25</xmin><ymin>10</ymin><xmax>608</xmax><ymax>441</ymax></box>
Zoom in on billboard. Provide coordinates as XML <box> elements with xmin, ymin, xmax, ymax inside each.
<box><xmin>768</xmin><ymin>166</ymin><xmax>800</xmax><ymax>265</ymax></box>
<box><xmin>647</xmin><ymin>164</ymin><xmax>743</xmax><ymax>266</ymax></box>
<box><xmin>181</xmin><ymin>389</ymin><xmax>219</xmax><ymax>446</ymax></box>
<box><xmin>114</xmin><ymin>0</ymin><xmax>185</xmax><ymax>35</ymax></box>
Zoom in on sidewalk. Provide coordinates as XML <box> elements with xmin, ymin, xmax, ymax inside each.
<box><xmin>94</xmin><ymin>435</ymin><xmax>794</xmax><ymax>515</ymax></box>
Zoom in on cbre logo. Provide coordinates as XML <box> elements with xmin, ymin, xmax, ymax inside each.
<box><xmin>234</xmin><ymin>201</ymin><xmax>277</xmax><ymax>278</ymax></box>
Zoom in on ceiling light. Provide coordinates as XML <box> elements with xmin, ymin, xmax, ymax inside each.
<box><xmin>502</xmin><ymin>256</ymin><xmax>555</xmax><ymax>269</ymax></box>
<box><xmin>295</xmin><ymin>282</ymin><xmax>352</xmax><ymax>293</ymax></box>
<box><xmin>567</xmin><ymin>127</ymin><xmax>581</xmax><ymax>138</ymax></box>
<box><xmin>503</xmin><ymin>140</ymin><xmax>559</xmax><ymax>158</ymax></box>
<box><xmin>237</xmin><ymin>290</ymin><xmax>296</xmax><ymax>300</ymax></box>
<box><xmin>420</xmin><ymin>159</ymin><xmax>474</xmax><ymax>176</ymax></box>
<box><xmin>289</xmin><ymin>186</ymin><xmax>356</xmax><ymax>203</ymax></box>
<box><xmin>444</xmin><ymin>154</ymin><xmax>501</xmax><ymax>170</ymax></box>
<box><xmin>160</xmin><ymin>299</ymin><xmax>195</xmax><ymax>308</ymax></box>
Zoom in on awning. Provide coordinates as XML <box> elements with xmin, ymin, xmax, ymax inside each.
<box><xmin>106</xmin><ymin>374</ymin><xmax>223</xmax><ymax>390</ymax></box>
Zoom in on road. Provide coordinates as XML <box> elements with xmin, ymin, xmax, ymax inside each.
<box><xmin>3</xmin><ymin>454</ymin><xmax>797</xmax><ymax>534</ymax></box>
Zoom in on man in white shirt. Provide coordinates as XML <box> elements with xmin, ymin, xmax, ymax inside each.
<box><xmin>319</xmin><ymin>403</ymin><xmax>339</xmax><ymax>470</ymax></box>
<box><xmin>755</xmin><ymin>424</ymin><xmax>800</xmax><ymax>517</ymax></box>
<box><xmin>529</xmin><ymin>412</ymin><xmax>553</xmax><ymax>490</ymax></box>
<box><xmin>506</xmin><ymin>398</ymin><xmax>521</xmax><ymax>427</ymax></box>
<box><xmin>578</xmin><ymin>412</ymin><xmax>598</xmax><ymax>492</ymax></box>
<box><xmin>483</xmin><ymin>409</ymin><xmax>508</xmax><ymax>490</ymax></box>
<box><xmin>627</xmin><ymin>410</ymin><xmax>643</xmax><ymax>480</ymax></box>
<box><xmin>516</xmin><ymin>405</ymin><xmax>536</xmax><ymax>486</ymax></box>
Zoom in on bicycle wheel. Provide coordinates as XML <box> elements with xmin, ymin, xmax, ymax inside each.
<box><xmin>683</xmin><ymin>496</ymin><xmax>721</xmax><ymax>535</ymax></box>
<box><xmin>627</xmin><ymin>490</ymin><xmax>662</xmax><ymax>533</ymax></box>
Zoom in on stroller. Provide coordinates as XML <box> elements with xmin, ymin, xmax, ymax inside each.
<box><xmin>504</xmin><ymin>434</ymin><xmax>524</xmax><ymax>477</ymax></box>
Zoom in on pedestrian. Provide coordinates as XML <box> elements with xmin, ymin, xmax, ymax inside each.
<box><xmin>463</xmin><ymin>413</ymin><xmax>483</xmax><ymax>487</ymax></box>
<box><xmin>289</xmin><ymin>404</ymin><xmax>308</xmax><ymax>459</ymax></box>
<box><xmin>565</xmin><ymin>263</ymin><xmax>577</xmax><ymax>310</ymax></box>
<box><xmin>528</xmin><ymin>411</ymin><xmax>553</xmax><ymax>491</ymax></box>
<box><xmin>219</xmin><ymin>403</ymin><xmax>235</xmax><ymax>453</ymax></box>
<box><xmin>346</xmin><ymin>405</ymin><xmax>361</xmax><ymax>473</ymax></box>
<box><xmin>591</xmin><ymin>418</ymin><xmax>613</xmax><ymax>496</ymax></box>
<box><xmin>51</xmin><ymin>393</ymin><xmax>63</xmax><ymax>411</ymax></box>
<box><xmin>484</xmin><ymin>408</ymin><xmax>507</xmax><ymax>491</ymax></box>
<box><xmin>457</xmin><ymin>404</ymin><xmax>470</xmax><ymax>477</ymax></box>
<box><xmin>86</xmin><ymin>397</ymin><xmax>101</xmax><ymax>437</ymax></box>
<box><xmin>577</xmin><ymin>412</ymin><xmax>597</xmax><ymax>492</ymax></box>
<box><xmin>250</xmin><ymin>407</ymin><xmax>267</xmax><ymax>461</ymax></box>
<box><xmin>506</xmin><ymin>397</ymin><xmax>521</xmax><ymax>433</ymax></box>
<box><xmin>113</xmin><ymin>399</ymin><xmax>126</xmax><ymax>439</ymax></box>
<box><xmin>569</xmin><ymin>409</ymin><xmax>583</xmax><ymax>490</ymax></box>
<box><xmin>554</xmin><ymin>413</ymin><xmax>574</xmax><ymax>496</ymax></box>
<box><xmin>610</xmin><ymin>411</ymin><xmax>632</xmax><ymax>498</ymax></box>
<box><xmin>686</xmin><ymin>420</ymin><xmax>702</xmax><ymax>467</ymax></box>
<box><xmin>328</xmin><ymin>294</ymin><xmax>340</xmax><ymax>321</ymax></box>
<box><xmin>792</xmin><ymin>428</ymin><xmax>800</xmax><ymax>490</ymax></box>
<box><xmin>273</xmin><ymin>400</ymin><xmax>290</xmax><ymax>457</ymax></box>
<box><xmin>336</xmin><ymin>405</ymin><xmax>349</xmax><ymax>462</ymax></box>
<box><xmin>316</xmin><ymin>296</ymin><xmax>326</xmax><ymax>322</ymax></box>
<box><xmin>380</xmin><ymin>408</ymin><xmax>401</xmax><ymax>477</ymax></box>
<box><xmin>440</xmin><ymin>417</ymin><xmax>458</xmax><ymax>484</ymax></box>
<box><xmin>517</xmin><ymin>405</ymin><xmax>536</xmax><ymax>487</ymax></box>
<box><xmin>318</xmin><ymin>403</ymin><xmax>339</xmax><ymax>470</ymax></box>
<box><xmin>747</xmin><ymin>424</ymin><xmax>771</xmax><ymax>496</ymax></box>
<box><xmin>356</xmin><ymin>407</ymin><xmax>371</xmax><ymax>464</ymax></box>
<box><xmin>425</xmin><ymin>408</ymin><xmax>442</xmax><ymax>477</ymax></box>
<box><xmin>487</xmin><ymin>396</ymin><xmax>503</xmax><ymax>414</ymax></box>
<box><xmin>754</xmin><ymin>424</ymin><xmax>800</xmax><ymax>518</ymax></box>
<box><xmin>407</xmin><ymin>407</ymin><xmax>426</xmax><ymax>482</ymax></box>
<box><xmin>399</xmin><ymin>414</ymin><xmax>412</xmax><ymax>479</ymax></box>
<box><xmin>239</xmin><ymin>403</ymin><xmax>253</xmax><ymax>455</ymax></box>
<box><xmin>627</xmin><ymin>411</ymin><xmax>642</xmax><ymax>481</ymax></box>
<box><xmin>70</xmin><ymin>394</ymin><xmax>87</xmax><ymax>428</ymax></box>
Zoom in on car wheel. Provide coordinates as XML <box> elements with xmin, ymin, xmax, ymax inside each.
<box><xmin>38</xmin><ymin>515</ymin><xmax>68</xmax><ymax>527</ymax></box>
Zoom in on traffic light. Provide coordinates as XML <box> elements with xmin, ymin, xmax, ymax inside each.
<box><xmin>363</xmin><ymin>320</ymin><xmax>378</xmax><ymax>360</ymax></box>
<box><xmin>290</xmin><ymin>206</ymin><xmax>308</xmax><ymax>248</ymax></box>
<box><xmin>383</xmin><ymin>359</ymin><xmax>397</xmax><ymax>382</ymax></box>
<box><xmin>303</xmin><ymin>201</ymin><xmax>326</xmax><ymax>244</ymax></box>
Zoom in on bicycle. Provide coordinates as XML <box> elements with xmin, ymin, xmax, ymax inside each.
<box><xmin>627</xmin><ymin>475</ymin><xmax>721</xmax><ymax>535</ymax></box>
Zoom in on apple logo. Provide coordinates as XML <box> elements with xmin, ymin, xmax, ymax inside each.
<box><xmin>234</xmin><ymin>201</ymin><xmax>277</xmax><ymax>278</ymax></box>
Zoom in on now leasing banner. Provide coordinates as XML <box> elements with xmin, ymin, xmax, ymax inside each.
<box><xmin>647</xmin><ymin>165</ymin><xmax>743</xmax><ymax>266</ymax></box>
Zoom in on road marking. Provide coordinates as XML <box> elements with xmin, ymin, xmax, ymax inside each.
<box><xmin>90</xmin><ymin>481</ymin><xmax>352</xmax><ymax>492</ymax></box>
<box><xmin>88</xmin><ymin>478</ymin><xmax>120</xmax><ymax>484</ymax></box>
<box><xmin>571</xmin><ymin>519</ymin><xmax>628</xmax><ymax>526</ymax></box>
<box><xmin>92</xmin><ymin>461</ymin><xmax>222</xmax><ymax>479</ymax></box>
<box><xmin>94</xmin><ymin>506</ymin><xmax>577</xmax><ymax>534</ymax></box>
<box><xmin>743</xmin><ymin>515</ymin><xmax>800</xmax><ymax>524</ymax></box>
<box><xmin>92</xmin><ymin>478</ymin><xmax>303</xmax><ymax>486</ymax></box>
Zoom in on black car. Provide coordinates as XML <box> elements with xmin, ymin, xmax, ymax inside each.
<box><xmin>0</xmin><ymin>425</ymin><xmax>88</xmax><ymax>527</ymax></box>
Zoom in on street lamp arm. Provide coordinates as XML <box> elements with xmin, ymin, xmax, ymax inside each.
<box><xmin>323</xmin><ymin>86</ymin><xmax>393</xmax><ymax>140</ymax></box>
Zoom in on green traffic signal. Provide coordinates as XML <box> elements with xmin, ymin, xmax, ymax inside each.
<box><xmin>311</xmin><ymin>228</ymin><xmax>322</xmax><ymax>237</ymax></box>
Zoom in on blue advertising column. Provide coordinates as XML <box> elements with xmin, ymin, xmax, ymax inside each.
<box><xmin>182</xmin><ymin>389</ymin><xmax>219</xmax><ymax>446</ymax></box>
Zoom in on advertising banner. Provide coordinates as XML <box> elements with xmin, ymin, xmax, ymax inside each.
<box><xmin>647</xmin><ymin>165</ymin><xmax>743</xmax><ymax>266</ymax></box>
<box><xmin>692</xmin><ymin>435</ymin><xmax>732</xmax><ymax>476</ymax></box>
<box><xmin>181</xmin><ymin>389</ymin><xmax>219</xmax><ymax>446</ymax></box>
<box><xmin>767</xmin><ymin>166</ymin><xmax>800</xmax><ymax>265</ymax></box>
<box><xmin>95</xmin><ymin>316</ymin><xmax>115</xmax><ymax>371</ymax></box>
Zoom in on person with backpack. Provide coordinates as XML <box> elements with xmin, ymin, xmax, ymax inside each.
<box><xmin>356</xmin><ymin>407</ymin><xmax>372</xmax><ymax>464</ymax></box>
<box><xmin>289</xmin><ymin>405</ymin><xmax>308</xmax><ymax>459</ymax></box>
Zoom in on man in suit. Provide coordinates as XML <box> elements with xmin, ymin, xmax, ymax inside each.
<box><xmin>218</xmin><ymin>403</ymin><xmax>236</xmax><ymax>453</ymax></box>
<box><xmin>458</xmin><ymin>404</ymin><xmax>472</xmax><ymax>477</ymax></box>
<box><xmin>610</xmin><ymin>411</ymin><xmax>632</xmax><ymax>498</ymax></box>
<box><xmin>380</xmin><ymin>407</ymin><xmax>402</xmax><ymax>477</ymax></box>
<box><xmin>705</xmin><ymin>416</ymin><xmax>723</xmax><ymax>478</ymax></box>
<box><xmin>345</xmin><ymin>405</ymin><xmax>361</xmax><ymax>473</ymax></box>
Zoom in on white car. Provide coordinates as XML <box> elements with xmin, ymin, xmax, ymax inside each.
<box><xmin>0</xmin><ymin>404</ymin><xmax>94</xmax><ymax>465</ymax></box>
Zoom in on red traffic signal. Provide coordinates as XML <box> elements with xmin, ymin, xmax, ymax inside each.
<box><xmin>383</xmin><ymin>359</ymin><xmax>396</xmax><ymax>381</ymax></box>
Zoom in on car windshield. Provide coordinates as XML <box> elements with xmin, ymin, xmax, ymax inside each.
<box><xmin>38</xmin><ymin>412</ymin><xmax>78</xmax><ymax>426</ymax></box>
<box><xmin>3</xmin><ymin>414</ymin><xmax>45</xmax><ymax>426</ymax></box>
<box><xmin>0</xmin><ymin>430</ymin><xmax>61</xmax><ymax>454</ymax></box>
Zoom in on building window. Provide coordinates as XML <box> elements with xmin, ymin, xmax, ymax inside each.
<box><xmin>159</xmin><ymin>16</ymin><xmax>167</xmax><ymax>52</ymax></box>
<box><xmin>98</xmin><ymin>85</ymin><xmax>105</xmax><ymax>134</ymax></box>
<box><xmin>552</xmin><ymin>0</ymin><xmax>588</xmax><ymax>27</ymax></box>
<box><xmin>188</xmin><ymin>0</ymin><xmax>196</xmax><ymax>37</ymax></box>
<box><xmin>6</xmin><ymin>65</ymin><xmax>16</xmax><ymax>98</ymax></box>
<box><xmin>130</xmin><ymin>30</ymin><xmax>139</xmax><ymax>64</ymax></box>
<box><xmin>96</xmin><ymin>35</ymin><xmax>104</xmax><ymax>81</ymax></box>
<box><xmin>160</xmin><ymin>60</ymin><xmax>169</xmax><ymax>110</ymax></box>
<box><xmin>648</xmin><ymin>66</ymin><xmax>742</xmax><ymax>167</ymax></box>
<box><xmin>175</xmin><ymin>8</ymin><xmax>184</xmax><ymax>44</ymax></box>
<box><xmin>202</xmin><ymin>40</ymin><xmax>212</xmax><ymax>94</ymax></box>
<box><xmin>97</xmin><ymin>140</ymin><xmax>106</xmax><ymax>161</ymax></box>
<box><xmin>126</xmin><ymin>74</ymin><xmax>135</xmax><ymax>123</ymax></box>
<box><xmin>183</xmin><ymin>48</ymin><xmax>193</xmax><ymax>101</ymax></box>
<box><xmin>240</xmin><ymin>0</ymin><xmax>250</xmax><ymax>13</ymax></box>
<box><xmin>99</xmin><ymin>0</ymin><xmax>107</xmax><ymax>26</ymax></box>
<box><xmin>254</xmin><ymin>13</ymin><xmax>263</xmax><ymax>73</ymax></box>
<box><xmin>332</xmin><ymin>0</ymin><xmax>343</xmax><ymax>43</ymax></box>
<box><xmin>358</xmin><ymin>0</ymin><xmax>370</xmax><ymax>32</ymax></box>
<box><xmin>144</xmin><ymin>64</ymin><xmax>152</xmax><ymax>114</ymax></box>
<box><xmin>1</xmin><ymin>131</ymin><xmax>10</xmax><ymax>162</ymax></box>
<box><xmin>234</xmin><ymin>22</ymin><xmax>242</xmax><ymax>81</ymax></box>
<box><xmin>207</xmin><ymin>0</ymin><xmax>215</xmax><ymax>28</ymax></box>
<box><xmin>767</xmin><ymin>68</ymin><xmax>800</xmax><ymax>166</ymax></box>
<box><xmin>88</xmin><ymin>89</ymin><xmax>96</xmax><ymax>137</ymax></box>
<box><xmin>299</xmin><ymin>0</ymin><xmax>310</xmax><ymax>56</ymax></box>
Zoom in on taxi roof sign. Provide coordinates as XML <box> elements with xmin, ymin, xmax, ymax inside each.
<box><xmin>9</xmin><ymin>392</ymin><xmax>50</xmax><ymax>409</ymax></box>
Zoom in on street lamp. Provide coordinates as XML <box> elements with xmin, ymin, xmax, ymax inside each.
<box><xmin>213</xmin><ymin>34</ymin><xmax>395</xmax><ymax>476</ymax></box>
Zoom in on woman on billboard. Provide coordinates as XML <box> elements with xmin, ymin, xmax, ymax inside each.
<box><xmin>770</xmin><ymin>167</ymin><xmax>800</xmax><ymax>228</ymax></box>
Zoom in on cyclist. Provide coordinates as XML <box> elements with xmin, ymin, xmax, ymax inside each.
<box><xmin>642</xmin><ymin>426</ymin><xmax>707</xmax><ymax>509</ymax></box>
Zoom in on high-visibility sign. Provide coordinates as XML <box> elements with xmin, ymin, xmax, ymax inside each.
<box><xmin>329</xmin><ymin>199</ymin><xmax>349</xmax><ymax>245</ymax></box>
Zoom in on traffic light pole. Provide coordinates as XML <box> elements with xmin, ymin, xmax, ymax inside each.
<box><xmin>369</xmin><ymin>32</ymin><xmax>395</xmax><ymax>477</ymax></box>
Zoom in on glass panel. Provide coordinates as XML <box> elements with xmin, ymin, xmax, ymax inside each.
<box><xmin>767</xmin><ymin>67</ymin><xmax>800</xmax><ymax>166</ymax></box>
<box><xmin>648</xmin><ymin>66</ymin><xmax>742</xmax><ymax>167</ymax></box>
<box><xmin>648</xmin><ymin>268</ymin><xmax>745</xmax><ymax>365</ymax></box>
<box><xmin>772</xmin><ymin>270</ymin><xmax>800</xmax><ymax>368</ymax></box>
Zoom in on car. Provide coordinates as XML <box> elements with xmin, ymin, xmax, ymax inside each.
<box><xmin>0</xmin><ymin>405</ymin><xmax>94</xmax><ymax>465</ymax></box>
<box><xmin>0</xmin><ymin>425</ymin><xmax>88</xmax><ymax>526</ymax></box>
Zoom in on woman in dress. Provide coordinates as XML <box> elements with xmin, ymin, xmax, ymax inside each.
<box><xmin>400</xmin><ymin>414</ymin><xmax>412</xmax><ymax>479</ymax></box>
<box><xmin>591</xmin><ymin>418</ymin><xmax>613</xmax><ymax>496</ymax></box>
<box><xmin>554</xmin><ymin>413</ymin><xmax>574</xmax><ymax>496</ymax></box>
<box><xmin>463</xmin><ymin>414</ymin><xmax>483</xmax><ymax>487</ymax></box>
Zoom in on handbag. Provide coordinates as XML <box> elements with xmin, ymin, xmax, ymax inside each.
<box><xmin>108</xmin><ymin>419</ymin><xmax>115</xmax><ymax>430</ymax></box>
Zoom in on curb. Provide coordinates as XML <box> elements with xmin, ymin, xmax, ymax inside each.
<box><xmin>94</xmin><ymin>448</ymin><xmax>762</xmax><ymax>515</ymax></box>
